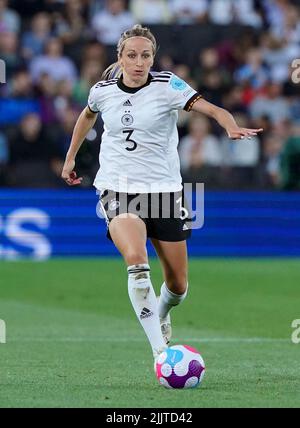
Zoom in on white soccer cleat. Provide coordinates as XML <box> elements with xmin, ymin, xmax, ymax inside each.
<box><xmin>153</xmin><ymin>346</ymin><xmax>167</xmax><ymax>373</ymax></box>
<box><xmin>157</xmin><ymin>296</ymin><xmax>172</xmax><ymax>345</ymax></box>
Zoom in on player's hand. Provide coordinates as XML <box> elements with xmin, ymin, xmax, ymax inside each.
<box><xmin>61</xmin><ymin>159</ymin><xmax>83</xmax><ymax>186</ymax></box>
<box><xmin>227</xmin><ymin>127</ymin><xmax>263</xmax><ymax>140</ymax></box>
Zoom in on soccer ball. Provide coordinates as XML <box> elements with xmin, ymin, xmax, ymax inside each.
<box><xmin>155</xmin><ymin>345</ymin><xmax>205</xmax><ymax>389</ymax></box>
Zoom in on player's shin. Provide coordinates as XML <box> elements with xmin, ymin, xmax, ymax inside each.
<box><xmin>127</xmin><ymin>264</ymin><xmax>167</xmax><ymax>358</ymax></box>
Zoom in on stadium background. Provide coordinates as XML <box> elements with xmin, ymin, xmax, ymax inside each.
<box><xmin>1</xmin><ymin>0</ymin><xmax>300</xmax><ymax>409</ymax></box>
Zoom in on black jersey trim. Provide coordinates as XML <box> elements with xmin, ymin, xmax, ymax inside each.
<box><xmin>88</xmin><ymin>104</ymin><xmax>99</xmax><ymax>114</ymax></box>
<box><xmin>151</xmin><ymin>73</ymin><xmax>171</xmax><ymax>81</ymax></box>
<box><xmin>153</xmin><ymin>71</ymin><xmax>172</xmax><ymax>77</ymax></box>
<box><xmin>95</xmin><ymin>80</ymin><xmax>118</xmax><ymax>89</ymax></box>
<box><xmin>96</xmin><ymin>78</ymin><xmax>118</xmax><ymax>84</ymax></box>
<box><xmin>117</xmin><ymin>73</ymin><xmax>152</xmax><ymax>93</ymax></box>
<box><xmin>155</xmin><ymin>74</ymin><xmax>171</xmax><ymax>79</ymax></box>
<box><xmin>184</xmin><ymin>93</ymin><xmax>202</xmax><ymax>112</ymax></box>
<box><xmin>98</xmin><ymin>80</ymin><xmax>118</xmax><ymax>86</ymax></box>
<box><xmin>151</xmin><ymin>79</ymin><xmax>170</xmax><ymax>83</ymax></box>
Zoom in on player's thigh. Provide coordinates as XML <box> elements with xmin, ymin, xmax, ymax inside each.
<box><xmin>109</xmin><ymin>214</ymin><xmax>148</xmax><ymax>265</ymax></box>
<box><xmin>151</xmin><ymin>238</ymin><xmax>188</xmax><ymax>293</ymax></box>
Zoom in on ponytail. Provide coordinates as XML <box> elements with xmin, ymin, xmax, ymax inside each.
<box><xmin>101</xmin><ymin>62</ymin><xmax>122</xmax><ymax>81</ymax></box>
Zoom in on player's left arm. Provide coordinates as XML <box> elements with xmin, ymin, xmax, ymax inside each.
<box><xmin>191</xmin><ymin>98</ymin><xmax>263</xmax><ymax>140</ymax></box>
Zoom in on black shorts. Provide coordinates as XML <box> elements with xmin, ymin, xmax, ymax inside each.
<box><xmin>98</xmin><ymin>189</ymin><xmax>192</xmax><ymax>242</ymax></box>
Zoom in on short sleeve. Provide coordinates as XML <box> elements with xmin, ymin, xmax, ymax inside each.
<box><xmin>87</xmin><ymin>85</ymin><xmax>100</xmax><ymax>113</ymax></box>
<box><xmin>166</xmin><ymin>73</ymin><xmax>202</xmax><ymax>112</ymax></box>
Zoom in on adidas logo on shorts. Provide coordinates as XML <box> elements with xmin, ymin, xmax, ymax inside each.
<box><xmin>140</xmin><ymin>307</ymin><xmax>153</xmax><ymax>319</ymax></box>
<box><xmin>182</xmin><ymin>224</ymin><xmax>189</xmax><ymax>231</ymax></box>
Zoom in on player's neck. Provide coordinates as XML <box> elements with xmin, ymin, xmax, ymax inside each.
<box><xmin>122</xmin><ymin>73</ymin><xmax>149</xmax><ymax>88</ymax></box>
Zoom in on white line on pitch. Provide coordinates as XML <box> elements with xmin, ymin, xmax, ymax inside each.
<box><xmin>8</xmin><ymin>337</ymin><xmax>290</xmax><ymax>343</ymax></box>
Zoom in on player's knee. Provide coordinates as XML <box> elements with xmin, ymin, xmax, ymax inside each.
<box><xmin>166</xmin><ymin>275</ymin><xmax>188</xmax><ymax>295</ymax></box>
<box><xmin>125</xmin><ymin>249</ymin><xmax>148</xmax><ymax>266</ymax></box>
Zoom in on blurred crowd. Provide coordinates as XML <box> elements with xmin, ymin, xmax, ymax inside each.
<box><xmin>0</xmin><ymin>0</ymin><xmax>300</xmax><ymax>189</ymax></box>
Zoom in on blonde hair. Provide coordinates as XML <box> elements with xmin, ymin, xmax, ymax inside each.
<box><xmin>117</xmin><ymin>24</ymin><xmax>157</xmax><ymax>57</ymax></box>
<box><xmin>101</xmin><ymin>24</ymin><xmax>157</xmax><ymax>81</ymax></box>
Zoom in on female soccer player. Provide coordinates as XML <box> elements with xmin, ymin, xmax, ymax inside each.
<box><xmin>61</xmin><ymin>24</ymin><xmax>262</xmax><ymax>361</ymax></box>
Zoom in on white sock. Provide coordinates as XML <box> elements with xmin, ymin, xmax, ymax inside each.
<box><xmin>127</xmin><ymin>264</ymin><xmax>167</xmax><ymax>358</ymax></box>
<box><xmin>158</xmin><ymin>281</ymin><xmax>188</xmax><ymax>320</ymax></box>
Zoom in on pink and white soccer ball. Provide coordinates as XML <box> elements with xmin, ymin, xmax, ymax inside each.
<box><xmin>155</xmin><ymin>345</ymin><xmax>205</xmax><ymax>389</ymax></box>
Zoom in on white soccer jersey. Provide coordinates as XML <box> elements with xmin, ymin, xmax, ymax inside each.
<box><xmin>88</xmin><ymin>71</ymin><xmax>201</xmax><ymax>193</ymax></box>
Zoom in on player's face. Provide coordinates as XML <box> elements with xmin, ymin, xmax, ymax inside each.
<box><xmin>119</xmin><ymin>37</ymin><xmax>154</xmax><ymax>85</ymax></box>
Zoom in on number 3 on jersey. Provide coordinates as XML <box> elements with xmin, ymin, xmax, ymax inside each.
<box><xmin>122</xmin><ymin>130</ymin><xmax>137</xmax><ymax>151</ymax></box>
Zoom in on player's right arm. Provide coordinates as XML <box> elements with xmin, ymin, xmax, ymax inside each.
<box><xmin>61</xmin><ymin>106</ymin><xmax>98</xmax><ymax>186</ymax></box>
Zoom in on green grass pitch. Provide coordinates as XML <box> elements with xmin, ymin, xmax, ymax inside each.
<box><xmin>0</xmin><ymin>258</ymin><xmax>299</xmax><ymax>408</ymax></box>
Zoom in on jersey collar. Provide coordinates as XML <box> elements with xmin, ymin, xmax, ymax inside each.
<box><xmin>117</xmin><ymin>73</ymin><xmax>152</xmax><ymax>93</ymax></box>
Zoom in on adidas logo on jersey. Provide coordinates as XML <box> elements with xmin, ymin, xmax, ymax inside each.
<box><xmin>140</xmin><ymin>307</ymin><xmax>153</xmax><ymax>320</ymax></box>
<box><xmin>123</xmin><ymin>99</ymin><xmax>132</xmax><ymax>106</ymax></box>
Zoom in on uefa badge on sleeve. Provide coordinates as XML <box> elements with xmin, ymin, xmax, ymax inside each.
<box><xmin>170</xmin><ymin>75</ymin><xmax>187</xmax><ymax>91</ymax></box>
